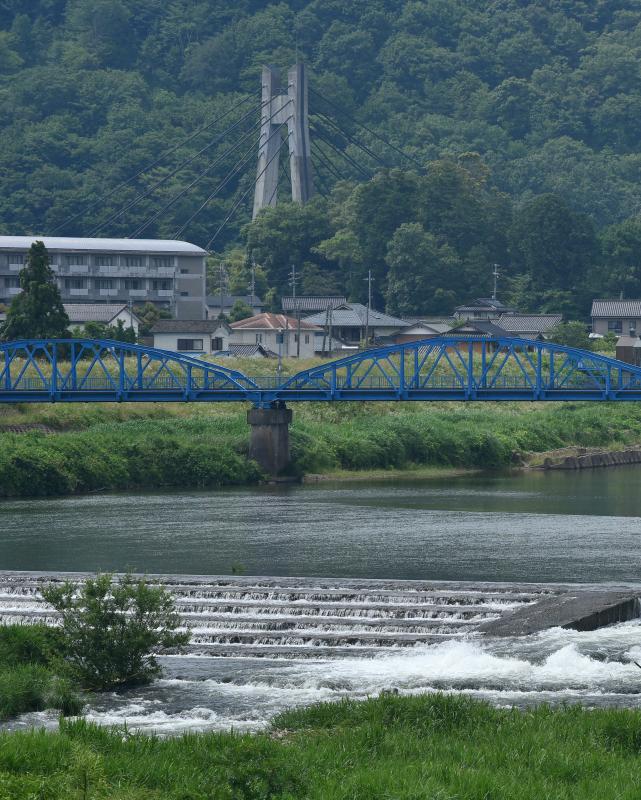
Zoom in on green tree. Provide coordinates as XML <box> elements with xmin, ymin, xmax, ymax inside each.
<box><xmin>134</xmin><ymin>302</ymin><xmax>171</xmax><ymax>337</ymax></box>
<box><xmin>228</xmin><ymin>299</ymin><xmax>254</xmax><ymax>322</ymax></box>
<box><xmin>1</xmin><ymin>241</ymin><xmax>69</xmax><ymax>340</ymax></box>
<box><xmin>42</xmin><ymin>573</ymin><xmax>189</xmax><ymax>690</ymax></box>
<box><xmin>548</xmin><ymin>321</ymin><xmax>593</xmax><ymax>350</ymax></box>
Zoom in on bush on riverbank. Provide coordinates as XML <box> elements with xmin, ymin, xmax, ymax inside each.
<box><xmin>2</xmin><ymin>693</ymin><xmax>641</xmax><ymax>798</ymax></box>
<box><xmin>1</xmin><ymin>402</ymin><xmax>641</xmax><ymax>497</ymax></box>
<box><xmin>0</xmin><ymin>625</ymin><xmax>82</xmax><ymax>720</ymax></box>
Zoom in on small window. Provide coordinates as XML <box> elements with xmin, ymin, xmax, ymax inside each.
<box><xmin>96</xmin><ymin>279</ymin><xmax>114</xmax><ymax>290</ymax></box>
<box><xmin>152</xmin><ymin>256</ymin><xmax>173</xmax><ymax>268</ymax></box>
<box><xmin>124</xmin><ymin>278</ymin><xmax>142</xmax><ymax>290</ymax></box>
<box><xmin>255</xmin><ymin>333</ymin><xmax>263</xmax><ymax>343</ymax></box>
<box><xmin>305</xmin><ymin>334</ymin><xmax>310</xmax><ymax>344</ymax></box>
<box><xmin>152</xmin><ymin>279</ymin><xmax>172</xmax><ymax>291</ymax></box>
<box><xmin>608</xmin><ymin>319</ymin><xmax>623</xmax><ymax>334</ymax></box>
<box><xmin>180</xmin><ymin>291</ymin><xmax>189</xmax><ymax>297</ymax></box>
<box><xmin>8</xmin><ymin>253</ymin><xmax>25</xmax><ymax>265</ymax></box>
<box><xmin>124</xmin><ymin>256</ymin><xmax>143</xmax><ymax>267</ymax></box>
<box><xmin>5</xmin><ymin>276</ymin><xmax>20</xmax><ymax>288</ymax></box>
<box><xmin>211</xmin><ymin>337</ymin><xmax>223</xmax><ymax>351</ymax></box>
<box><xmin>64</xmin><ymin>278</ymin><xmax>85</xmax><ymax>289</ymax></box>
<box><xmin>67</xmin><ymin>254</ymin><xmax>87</xmax><ymax>266</ymax></box>
<box><xmin>180</xmin><ymin>268</ymin><xmax>189</xmax><ymax>274</ymax></box>
<box><xmin>96</xmin><ymin>255</ymin><xmax>117</xmax><ymax>267</ymax></box>
<box><xmin>177</xmin><ymin>338</ymin><xmax>203</xmax><ymax>351</ymax></box>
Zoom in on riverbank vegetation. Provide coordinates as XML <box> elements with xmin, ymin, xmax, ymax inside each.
<box><xmin>3</xmin><ymin>693</ymin><xmax>641</xmax><ymax>798</ymax></box>
<box><xmin>1</xmin><ymin>399</ymin><xmax>641</xmax><ymax>497</ymax></box>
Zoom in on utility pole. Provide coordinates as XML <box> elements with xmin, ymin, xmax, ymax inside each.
<box><xmin>492</xmin><ymin>264</ymin><xmax>500</xmax><ymax>301</ymax></box>
<box><xmin>249</xmin><ymin>258</ymin><xmax>256</xmax><ymax>298</ymax></box>
<box><xmin>364</xmin><ymin>270</ymin><xmax>373</xmax><ymax>347</ymax></box>
<box><xmin>218</xmin><ymin>262</ymin><xmax>228</xmax><ymax>319</ymax></box>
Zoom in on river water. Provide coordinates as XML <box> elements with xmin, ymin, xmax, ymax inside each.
<box><xmin>2</xmin><ymin>466</ymin><xmax>641</xmax><ymax>734</ymax></box>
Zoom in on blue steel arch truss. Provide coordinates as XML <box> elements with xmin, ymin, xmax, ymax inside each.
<box><xmin>2</xmin><ymin>336</ymin><xmax>641</xmax><ymax>405</ymax></box>
<box><xmin>0</xmin><ymin>339</ymin><xmax>258</xmax><ymax>402</ymax></box>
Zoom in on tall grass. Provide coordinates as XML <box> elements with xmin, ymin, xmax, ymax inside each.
<box><xmin>2</xmin><ymin>693</ymin><xmax>641</xmax><ymax>798</ymax></box>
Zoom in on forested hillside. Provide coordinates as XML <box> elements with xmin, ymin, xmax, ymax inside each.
<box><xmin>3</xmin><ymin>1</ymin><xmax>641</xmax><ymax>315</ymax></box>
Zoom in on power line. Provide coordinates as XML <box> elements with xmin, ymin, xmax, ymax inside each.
<box><xmin>310</xmin><ymin>87</ymin><xmax>425</xmax><ymax>171</ymax></box>
<box><xmin>172</xmin><ymin>105</ymin><xmax>293</xmax><ymax>239</ymax></box>
<box><xmin>206</xmin><ymin>124</ymin><xmax>292</xmax><ymax>251</ymax></box>
<box><xmin>52</xmin><ymin>94</ymin><xmax>257</xmax><ymax>234</ymax></box>
<box><xmin>130</xmin><ymin>119</ymin><xmax>262</xmax><ymax>238</ymax></box>
<box><xmin>89</xmin><ymin>103</ymin><xmax>263</xmax><ymax>237</ymax></box>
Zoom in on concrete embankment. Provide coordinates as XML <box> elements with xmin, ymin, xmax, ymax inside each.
<box><xmin>542</xmin><ymin>447</ymin><xmax>641</xmax><ymax>470</ymax></box>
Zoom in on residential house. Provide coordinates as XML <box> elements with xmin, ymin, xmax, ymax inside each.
<box><xmin>303</xmin><ymin>303</ymin><xmax>409</xmax><ymax>345</ymax></box>
<box><xmin>216</xmin><ymin>343</ymin><xmax>276</xmax><ymax>358</ymax></box>
<box><xmin>206</xmin><ymin>294</ymin><xmax>263</xmax><ymax>319</ymax></box>
<box><xmin>151</xmin><ymin>319</ymin><xmax>231</xmax><ymax>354</ymax></box>
<box><xmin>591</xmin><ymin>299</ymin><xmax>641</xmax><ymax>337</ymax></box>
<box><xmin>65</xmin><ymin>303</ymin><xmax>141</xmax><ymax>335</ymax></box>
<box><xmin>230</xmin><ymin>313</ymin><xmax>323</xmax><ymax>358</ymax></box>
<box><xmin>391</xmin><ymin>318</ymin><xmax>454</xmax><ymax>343</ymax></box>
<box><xmin>616</xmin><ymin>335</ymin><xmax>641</xmax><ymax>366</ymax></box>
<box><xmin>453</xmin><ymin>298</ymin><xmax>514</xmax><ymax>320</ymax></box>
<box><xmin>495</xmin><ymin>314</ymin><xmax>562</xmax><ymax>339</ymax></box>
<box><xmin>281</xmin><ymin>296</ymin><xmax>347</xmax><ymax>315</ymax></box>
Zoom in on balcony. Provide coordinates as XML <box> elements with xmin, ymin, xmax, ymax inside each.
<box><xmin>157</xmin><ymin>289</ymin><xmax>174</xmax><ymax>297</ymax></box>
<box><xmin>68</xmin><ymin>288</ymin><xmax>89</xmax><ymax>297</ymax></box>
<box><xmin>8</xmin><ymin>287</ymin><xmax>22</xmax><ymax>296</ymax></box>
<box><xmin>127</xmin><ymin>289</ymin><xmax>147</xmax><ymax>298</ymax></box>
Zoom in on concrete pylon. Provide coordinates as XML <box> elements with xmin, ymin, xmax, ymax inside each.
<box><xmin>252</xmin><ymin>62</ymin><xmax>314</xmax><ymax>219</ymax></box>
<box><xmin>247</xmin><ymin>406</ymin><xmax>292</xmax><ymax>475</ymax></box>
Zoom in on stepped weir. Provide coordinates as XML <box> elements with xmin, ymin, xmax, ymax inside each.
<box><xmin>1</xmin><ymin>572</ymin><xmax>638</xmax><ymax>660</ymax></box>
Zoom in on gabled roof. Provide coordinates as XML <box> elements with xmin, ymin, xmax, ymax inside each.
<box><xmin>64</xmin><ymin>303</ymin><xmax>137</xmax><ymax>324</ymax></box>
<box><xmin>281</xmin><ymin>295</ymin><xmax>347</xmax><ymax>312</ymax></box>
<box><xmin>497</xmin><ymin>314</ymin><xmax>562</xmax><ymax>333</ymax></box>
<box><xmin>206</xmin><ymin>294</ymin><xmax>263</xmax><ymax>309</ymax></box>
<box><xmin>450</xmin><ymin>320</ymin><xmax>519</xmax><ymax>338</ymax></box>
<box><xmin>151</xmin><ymin>320</ymin><xmax>229</xmax><ymax>334</ymax></box>
<box><xmin>591</xmin><ymin>299</ymin><xmax>641</xmax><ymax>317</ymax></box>
<box><xmin>303</xmin><ymin>303</ymin><xmax>409</xmax><ymax>328</ymax></box>
<box><xmin>230</xmin><ymin>312</ymin><xmax>322</xmax><ymax>331</ymax></box>
<box><xmin>455</xmin><ymin>298</ymin><xmax>511</xmax><ymax>312</ymax></box>
<box><xmin>0</xmin><ymin>236</ymin><xmax>205</xmax><ymax>254</ymax></box>
<box><xmin>227</xmin><ymin>343</ymin><xmax>276</xmax><ymax>358</ymax></box>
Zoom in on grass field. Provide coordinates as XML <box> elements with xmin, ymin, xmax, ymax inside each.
<box><xmin>2</xmin><ymin>693</ymin><xmax>641</xmax><ymax>798</ymax></box>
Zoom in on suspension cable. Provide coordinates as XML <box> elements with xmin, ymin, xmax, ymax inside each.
<box><xmin>310</xmin><ymin>139</ymin><xmax>344</xmax><ymax>181</ymax></box>
<box><xmin>313</xmin><ymin>110</ymin><xmax>388</xmax><ymax>168</ymax></box>
<box><xmin>310</xmin><ymin>87</ymin><xmax>425</xmax><ymax>171</ymax></box>
<box><xmin>311</xmin><ymin>124</ymin><xmax>371</xmax><ymax>178</ymax></box>
<box><xmin>52</xmin><ymin>94</ymin><xmax>257</xmax><ymax>234</ymax></box>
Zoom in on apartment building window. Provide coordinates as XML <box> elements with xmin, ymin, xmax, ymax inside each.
<box><xmin>152</xmin><ymin>256</ymin><xmax>173</xmax><ymax>268</ymax></box>
<box><xmin>177</xmin><ymin>339</ymin><xmax>203</xmax><ymax>351</ymax></box>
<box><xmin>608</xmin><ymin>319</ymin><xmax>623</xmax><ymax>334</ymax></box>
<box><xmin>96</xmin><ymin>255</ymin><xmax>117</xmax><ymax>267</ymax></box>
<box><xmin>124</xmin><ymin>256</ymin><xmax>144</xmax><ymax>267</ymax></box>
<box><xmin>64</xmin><ymin>278</ymin><xmax>85</xmax><ymax>289</ymax></box>
<box><xmin>67</xmin><ymin>254</ymin><xmax>87</xmax><ymax>266</ymax></box>
<box><xmin>180</xmin><ymin>268</ymin><xmax>189</xmax><ymax>274</ymax></box>
<box><xmin>152</xmin><ymin>279</ymin><xmax>172</xmax><ymax>290</ymax></box>
<box><xmin>123</xmin><ymin>279</ymin><xmax>142</xmax><ymax>290</ymax></box>
<box><xmin>180</xmin><ymin>291</ymin><xmax>189</xmax><ymax>297</ymax></box>
<box><xmin>96</xmin><ymin>279</ymin><xmax>114</xmax><ymax>290</ymax></box>
<box><xmin>5</xmin><ymin>276</ymin><xmax>20</xmax><ymax>288</ymax></box>
<box><xmin>8</xmin><ymin>253</ymin><xmax>25</xmax><ymax>265</ymax></box>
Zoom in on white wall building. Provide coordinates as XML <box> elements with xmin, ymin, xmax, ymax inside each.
<box><xmin>230</xmin><ymin>313</ymin><xmax>323</xmax><ymax>358</ymax></box>
<box><xmin>64</xmin><ymin>303</ymin><xmax>140</xmax><ymax>335</ymax></box>
<box><xmin>151</xmin><ymin>320</ymin><xmax>231</xmax><ymax>354</ymax></box>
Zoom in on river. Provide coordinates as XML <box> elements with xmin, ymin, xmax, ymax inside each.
<box><xmin>2</xmin><ymin>465</ymin><xmax>641</xmax><ymax>734</ymax></box>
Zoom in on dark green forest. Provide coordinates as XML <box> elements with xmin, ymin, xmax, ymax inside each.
<box><xmin>3</xmin><ymin>1</ymin><xmax>641</xmax><ymax>315</ymax></box>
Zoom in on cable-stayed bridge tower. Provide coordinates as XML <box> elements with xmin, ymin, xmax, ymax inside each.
<box><xmin>253</xmin><ymin>62</ymin><xmax>314</xmax><ymax>219</ymax></box>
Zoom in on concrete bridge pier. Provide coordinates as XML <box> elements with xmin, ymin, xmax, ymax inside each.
<box><xmin>247</xmin><ymin>405</ymin><xmax>292</xmax><ymax>475</ymax></box>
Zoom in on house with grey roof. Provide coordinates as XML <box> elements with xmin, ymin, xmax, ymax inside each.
<box><xmin>453</xmin><ymin>298</ymin><xmax>514</xmax><ymax>320</ymax></box>
<box><xmin>281</xmin><ymin>295</ymin><xmax>347</xmax><ymax>314</ymax></box>
<box><xmin>64</xmin><ymin>303</ymin><xmax>141</xmax><ymax>334</ymax></box>
<box><xmin>496</xmin><ymin>314</ymin><xmax>562</xmax><ymax>339</ymax></box>
<box><xmin>206</xmin><ymin>294</ymin><xmax>263</xmax><ymax>319</ymax></box>
<box><xmin>591</xmin><ymin>299</ymin><xmax>641</xmax><ymax>337</ymax></box>
<box><xmin>151</xmin><ymin>319</ymin><xmax>231</xmax><ymax>355</ymax></box>
<box><xmin>303</xmin><ymin>303</ymin><xmax>409</xmax><ymax>345</ymax></box>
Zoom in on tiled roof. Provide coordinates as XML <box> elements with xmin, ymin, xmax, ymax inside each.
<box><xmin>64</xmin><ymin>303</ymin><xmax>133</xmax><ymax>323</ymax></box>
<box><xmin>591</xmin><ymin>299</ymin><xmax>641</xmax><ymax>317</ymax></box>
<box><xmin>450</xmin><ymin>320</ymin><xmax>519</xmax><ymax>338</ymax></box>
<box><xmin>303</xmin><ymin>303</ymin><xmax>409</xmax><ymax>328</ymax></box>
<box><xmin>0</xmin><ymin>236</ymin><xmax>205</xmax><ymax>254</ymax></box>
<box><xmin>228</xmin><ymin>343</ymin><xmax>276</xmax><ymax>357</ymax></box>
<box><xmin>206</xmin><ymin>294</ymin><xmax>263</xmax><ymax>309</ymax></box>
<box><xmin>455</xmin><ymin>298</ymin><xmax>512</xmax><ymax>312</ymax></box>
<box><xmin>151</xmin><ymin>320</ymin><xmax>229</xmax><ymax>333</ymax></box>
<box><xmin>497</xmin><ymin>314</ymin><xmax>562</xmax><ymax>332</ymax></box>
<box><xmin>230</xmin><ymin>312</ymin><xmax>322</xmax><ymax>331</ymax></box>
<box><xmin>281</xmin><ymin>296</ymin><xmax>347</xmax><ymax>312</ymax></box>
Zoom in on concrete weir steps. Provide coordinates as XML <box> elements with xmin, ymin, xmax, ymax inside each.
<box><xmin>0</xmin><ymin>572</ymin><xmax>639</xmax><ymax>658</ymax></box>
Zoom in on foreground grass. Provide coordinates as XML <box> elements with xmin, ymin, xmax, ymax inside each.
<box><xmin>2</xmin><ymin>400</ymin><xmax>641</xmax><ymax>496</ymax></box>
<box><xmin>3</xmin><ymin>694</ymin><xmax>641</xmax><ymax>798</ymax></box>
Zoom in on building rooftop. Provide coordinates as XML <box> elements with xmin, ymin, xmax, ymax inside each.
<box><xmin>303</xmin><ymin>303</ymin><xmax>409</xmax><ymax>328</ymax></box>
<box><xmin>455</xmin><ymin>298</ymin><xmax>512</xmax><ymax>312</ymax></box>
<box><xmin>151</xmin><ymin>320</ymin><xmax>228</xmax><ymax>334</ymax></box>
<box><xmin>0</xmin><ymin>236</ymin><xmax>206</xmax><ymax>255</ymax></box>
<box><xmin>496</xmin><ymin>314</ymin><xmax>562</xmax><ymax>333</ymax></box>
<box><xmin>206</xmin><ymin>294</ymin><xmax>263</xmax><ymax>309</ymax></box>
<box><xmin>230</xmin><ymin>312</ymin><xmax>322</xmax><ymax>331</ymax></box>
<box><xmin>591</xmin><ymin>299</ymin><xmax>641</xmax><ymax>317</ymax></box>
<box><xmin>64</xmin><ymin>303</ymin><xmax>136</xmax><ymax>323</ymax></box>
<box><xmin>281</xmin><ymin>296</ymin><xmax>347</xmax><ymax>313</ymax></box>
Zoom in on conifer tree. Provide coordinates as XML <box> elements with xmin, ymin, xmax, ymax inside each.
<box><xmin>1</xmin><ymin>241</ymin><xmax>69</xmax><ymax>340</ymax></box>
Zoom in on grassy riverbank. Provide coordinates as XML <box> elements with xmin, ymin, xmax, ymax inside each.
<box><xmin>2</xmin><ymin>400</ymin><xmax>641</xmax><ymax>497</ymax></box>
<box><xmin>3</xmin><ymin>693</ymin><xmax>641</xmax><ymax>798</ymax></box>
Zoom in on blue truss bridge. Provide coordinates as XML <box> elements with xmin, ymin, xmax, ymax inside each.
<box><xmin>2</xmin><ymin>337</ymin><xmax>641</xmax><ymax>407</ymax></box>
